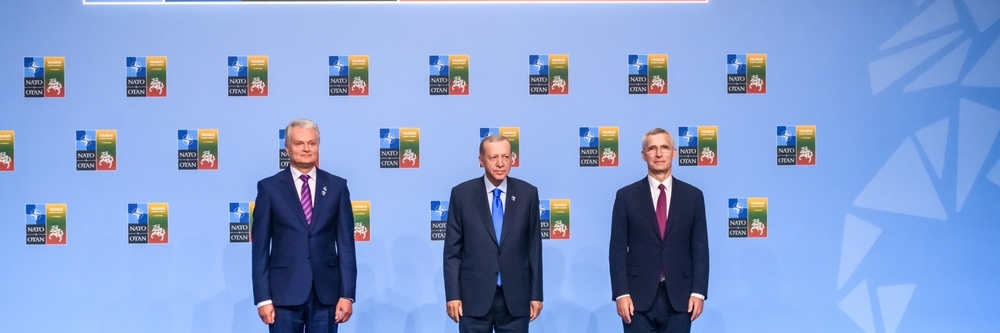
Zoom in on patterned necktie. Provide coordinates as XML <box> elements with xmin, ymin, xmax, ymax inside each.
<box><xmin>300</xmin><ymin>174</ymin><xmax>312</xmax><ymax>224</ymax></box>
<box><xmin>492</xmin><ymin>188</ymin><xmax>504</xmax><ymax>286</ymax></box>
<box><xmin>656</xmin><ymin>184</ymin><xmax>667</xmax><ymax>239</ymax></box>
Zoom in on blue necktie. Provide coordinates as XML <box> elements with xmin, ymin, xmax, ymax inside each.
<box><xmin>492</xmin><ymin>187</ymin><xmax>504</xmax><ymax>285</ymax></box>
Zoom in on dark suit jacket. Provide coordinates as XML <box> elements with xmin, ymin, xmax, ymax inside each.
<box><xmin>443</xmin><ymin>176</ymin><xmax>543</xmax><ymax>317</ymax></box>
<box><xmin>609</xmin><ymin>176</ymin><xmax>709</xmax><ymax>312</ymax></box>
<box><xmin>251</xmin><ymin>168</ymin><xmax>357</xmax><ymax>306</ymax></box>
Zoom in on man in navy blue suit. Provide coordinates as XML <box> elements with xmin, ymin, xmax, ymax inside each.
<box><xmin>609</xmin><ymin>128</ymin><xmax>709</xmax><ymax>333</ymax></box>
<box><xmin>443</xmin><ymin>135</ymin><xmax>543</xmax><ymax>333</ymax></box>
<box><xmin>252</xmin><ymin>119</ymin><xmax>357</xmax><ymax>333</ymax></box>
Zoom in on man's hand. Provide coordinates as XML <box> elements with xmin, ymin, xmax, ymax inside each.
<box><xmin>257</xmin><ymin>304</ymin><xmax>275</xmax><ymax>325</ymax></box>
<box><xmin>616</xmin><ymin>296</ymin><xmax>634</xmax><ymax>324</ymax></box>
<box><xmin>334</xmin><ymin>298</ymin><xmax>353</xmax><ymax>323</ymax></box>
<box><xmin>446</xmin><ymin>300</ymin><xmax>463</xmax><ymax>323</ymax></box>
<box><xmin>688</xmin><ymin>296</ymin><xmax>704</xmax><ymax>321</ymax></box>
<box><xmin>529</xmin><ymin>301</ymin><xmax>543</xmax><ymax>322</ymax></box>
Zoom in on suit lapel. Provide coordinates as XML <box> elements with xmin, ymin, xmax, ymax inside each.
<box><xmin>279</xmin><ymin>168</ymin><xmax>310</xmax><ymax>228</ymax></box>
<box><xmin>310</xmin><ymin>171</ymin><xmax>329</xmax><ymax>232</ymax></box>
<box><xmin>664</xmin><ymin>178</ymin><xmax>682</xmax><ymax>239</ymax></box>
<box><xmin>499</xmin><ymin>180</ymin><xmax>517</xmax><ymax>246</ymax></box>
<box><xmin>634</xmin><ymin>178</ymin><xmax>662</xmax><ymax>243</ymax></box>
<box><xmin>472</xmin><ymin>181</ymin><xmax>499</xmax><ymax>245</ymax></box>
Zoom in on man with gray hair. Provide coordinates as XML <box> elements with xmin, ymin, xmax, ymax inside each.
<box><xmin>443</xmin><ymin>135</ymin><xmax>544</xmax><ymax>333</ymax></box>
<box><xmin>252</xmin><ymin>119</ymin><xmax>358</xmax><ymax>333</ymax></box>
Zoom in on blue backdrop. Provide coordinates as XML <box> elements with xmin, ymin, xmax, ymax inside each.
<box><xmin>2</xmin><ymin>0</ymin><xmax>999</xmax><ymax>332</ymax></box>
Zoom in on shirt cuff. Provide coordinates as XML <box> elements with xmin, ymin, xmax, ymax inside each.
<box><xmin>615</xmin><ymin>294</ymin><xmax>630</xmax><ymax>301</ymax></box>
<box><xmin>343</xmin><ymin>297</ymin><xmax>355</xmax><ymax>303</ymax></box>
<box><xmin>691</xmin><ymin>293</ymin><xmax>705</xmax><ymax>300</ymax></box>
<box><xmin>256</xmin><ymin>300</ymin><xmax>273</xmax><ymax>308</ymax></box>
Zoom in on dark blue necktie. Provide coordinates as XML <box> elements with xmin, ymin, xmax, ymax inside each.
<box><xmin>492</xmin><ymin>187</ymin><xmax>504</xmax><ymax>285</ymax></box>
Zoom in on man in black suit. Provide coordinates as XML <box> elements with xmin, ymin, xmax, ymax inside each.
<box><xmin>609</xmin><ymin>128</ymin><xmax>709</xmax><ymax>333</ymax></box>
<box><xmin>443</xmin><ymin>135</ymin><xmax>543</xmax><ymax>333</ymax></box>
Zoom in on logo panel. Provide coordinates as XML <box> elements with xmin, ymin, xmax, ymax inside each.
<box><xmin>125</xmin><ymin>203</ymin><xmax>169</xmax><ymax>244</ymax></box>
<box><xmin>430</xmin><ymin>200</ymin><xmax>448</xmax><ymax>241</ymax></box>
<box><xmin>229</xmin><ymin>202</ymin><xmax>253</xmax><ymax>243</ymax></box>
<box><xmin>352</xmin><ymin>201</ymin><xmax>371</xmax><ymax>242</ymax></box>
<box><xmin>380</xmin><ymin>128</ymin><xmax>420</xmax><ymax>168</ymax></box>
<box><xmin>24</xmin><ymin>57</ymin><xmax>64</xmax><ymax>98</ymax></box>
<box><xmin>777</xmin><ymin>125</ymin><xmax>816</xmax><ymax>165</ymax></box>
<box><xmin>628</xmin><ymin>54</ymin><xmax>668</xmax><ymax>94</ymax></box>
<box><xmin>330</xmin><ymin>55</ymin><xmax>369</xmax><ymax>96</ymax></box>
<box><xmin>579</xmin><ymin>126</ymin><xmax>618</xmax><ymax>167</ymax></box>
<box><xmin>796</xmin><ymin>125</ymin><xmax>816</xmax><ymax>165</ymax></box>
<box><xmin>0</xmin><ymin>131</ymin><xmax>13</xmax><ymax>171</ymax></box>
<box><xmin>540</xmin><ymin>199</ymin><xmax>570</xmax><ymax>240</ymax></box>
<box><xmin>727</xmin><ymin>53</ymin><xmax>766</xmax><ymax>94</ymax></box>
<box><xmin>480</xmin><ymin>127</ymin><xmax>520</xmax><ymax>167</ymax></box>
<box><xmin>229</xmin><ymin>55</ymin><xmax>267</xmax><ymax>97</ymax></box>
<box><xmin>529</xmin><ymin>54</ymin><xmax>569</xmax><ymax>95</ymax></box>
<box><xmin>26</xmin><ymin>204</ymin><xmax>66</xmax><ymax>245</ymax></box>
<box><xmin>678</xmin><ymin>126</ymin><xmax>718</xmax><ymax>167</ymax></box>
<box><xmin>429</xmin><ymin>55</ymin><xmax>469</xmax><ymax>95</ymax></box>
<box><xmin>76</xmin><ymin>130</ymin><xmax>116</xmax><ymax>171</ymax></box>
<box><xmin>178</xmin><ymin>129</ymin><xmax>218</xmax><ymax>170</ymax></box>
<box><xmin>728</xmin><ymin>197</ymin><xmax>768</xmax><ymax>238</ymax></box>
<box><xmin>127</xmin><ymin>56</ymin><xmax>167</xmax><ymax>97</ymax></box>
<box><xmin>279</xmin><ymin>129</ymin><xmax>289</xmax><ymax>169</ymax></box>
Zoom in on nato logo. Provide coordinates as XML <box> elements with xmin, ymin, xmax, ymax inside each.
<box><xmin>430</xmin><ymin>200</ymin><xmax>449</xmax><ymax>241</ymax></box>
<box><xmin>178</xmin><ymin>130</ymin><xmax>198</xmax><ymax>150</ymax></box>
<box><xmin>230</xmin><ymin>202</ymin><xmax>252</xmax><ymax>243</ymax></box>
<box><xmin>379</xmin><ymin>128</ymin><xmax>400</xmax><ymax>168</ymax></box>
<box><xmin>727</xmin><ymin>54</ymin><xmax>747</xmax><ymax>75</ymax></box>
<box><xmin>24</xmin><ymin>57</ymin><xmax>44</xmax><ymax>78</ymax></box>
<box><xmin>429</xmin><ymin>56</ymin><xmax>449</xmax><ymax>76</ymax></box>
<box><xmin>529</xmin><ymin>55</ymin><xmax>549</xmax><ymax>76</ymax></box>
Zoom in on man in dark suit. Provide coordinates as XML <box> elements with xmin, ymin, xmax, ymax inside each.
<box><xmin>443</xmin><ymin>135</ymin><xmax>543</xmax><ymax>333</ymax></box>
<box><xmin>609</xmin><ymin>128</ymin><xmax>709</xmax><ymax>333</ymax></box>
<box><xmin>252</xmin><ymin>119</ymin><xmax>357</xmax><ymax>333</ymax></box>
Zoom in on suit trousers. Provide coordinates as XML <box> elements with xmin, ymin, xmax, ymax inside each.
<box><xmin>623</xmin><ymin>281</ymin><xmax>691</xmax><ymax>333</ymax></box>
<box><xmin>270</xmin><ymin>285</ymin><xmax>338</xmax><ymax>333</ymax></box>
<box><xmin>459</xmin><ymin>286</ymin><xmax>529</xmax><ymax>333</ymax></box>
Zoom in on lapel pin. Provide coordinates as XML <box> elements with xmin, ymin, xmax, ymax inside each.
<box><xmin>512</xmin><ymin>196</ymin><xmax>516</xmax><ymax>202</ymax></box>
<box><xmin>321</xmin><ymin>186</ymin><xmax>327</xmax><ymax>196</ymax></box>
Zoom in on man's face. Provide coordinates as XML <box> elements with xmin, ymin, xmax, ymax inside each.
<box><xmin>286</xmin><ymin>126</ymin><xmax>319</xmax><ymax>168</ymax></box>
<box><xmin>479</xmin><ymin>140</ymin><xmax>512</xmax><ymax>185</ymax></box>
<box><xmin>641</xmin><ymin>133</ymin><xmax>675</xmax><ymax>174</ymax></box>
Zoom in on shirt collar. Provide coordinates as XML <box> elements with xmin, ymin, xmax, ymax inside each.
<box><xmin>484</xmin><ymin>176</ymin><xmax>508</xmax><ymax>194</ymax></box>
<box><xmin>290</xmin><ymin>167</ymin><xmax>317</xmax><ymax>181</ymax></box>
<box><xmin>647</xmin><ymin>174</ymin><xmax>673</xmax><ymax>192</ymax></box>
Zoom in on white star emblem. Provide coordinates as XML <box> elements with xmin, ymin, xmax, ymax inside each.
<box><xmin>27</xmin><ymin>61</ymin><xmax>41</xmax><ymax>74</ymax></box>
<box><xmin>682</xmin><ymin>131</ymin><xmax>695</xmax><ymax>143</ymax></box>
<box><xmin>29</xmin><ymin>209</ymin><xmax>42</xmax><ymax>221</ymax></box>
<box><xmin>731</xmin><ymin>58</ymin><xmax>743</xmax><ymax>70</ymax></box>
<box><xmin>232</xmin><ymin>206</ymin><xmax>246</xmax><ymax>220</ymax></box>
<box><xmin>632</xmin><ymin>58</ymin><xmax>644</xmax><ymax>71</ymax></box>
<box><xmin>383</xmin><ymin>132</ymin><xmax>396</xmax><ymax>144</ymax></box>
<box><xmin>79</xmin><ymin>134</ymin><xmax>93</xmax><ymax>147</ymax></box>
<box><xmin>180</xmin><ymin>134</ymin><xmax>194</xmax><ymax>148</ymax></box>
<box><xmin>533</xmin><ymin>59</ymin><xmax>545</xmax><ymax>72</ymax></box>
<box><xmin>231</xmin><ymin>60</ymin><xmax>244</xmax><ymax>74</ymax></box>
<box><xmin>781</xmin><ymin>130</ymin><xmax>792</xmax><ymax>143</ymax></box>
<box><xmin>131</xmin><ymin>207</ymin><xmax>145</xmax><ymax>221</ymax></box>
